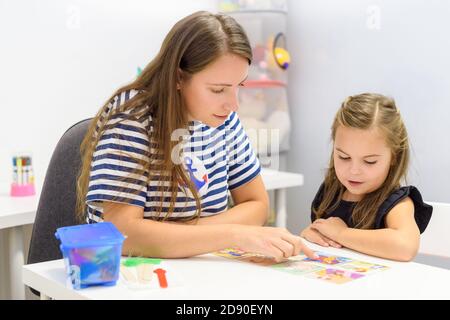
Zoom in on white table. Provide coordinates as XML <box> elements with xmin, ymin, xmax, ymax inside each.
<box><xmin>22</xmin><ymin>239</ymin><xmax>450</xmax><ymax>300</ymax></box>
<box><xmin>0</xmin><ymin>169</ymin><xmax>303</xmax><ymax>299</ymax></box>
<box><xmin>0</xmin><ymin>183</ymin><xmax>40</xmax><ymax>300</ymax></box>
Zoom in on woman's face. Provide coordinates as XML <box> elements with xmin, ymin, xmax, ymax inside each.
<box><xmin>180</xmin><ymin>53</ymin><xmax>249</xmax><ymax>128</ymax></box>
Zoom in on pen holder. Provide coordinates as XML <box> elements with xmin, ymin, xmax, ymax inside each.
<box><xmin>10</xmin><ymin>183</ymin><xmax>36</xmax><ymax>197</ymax></box>
<box><xmin>10</xmin><ymin>154</ymin><xmax>36</xmax><ymax>197</ymax></box>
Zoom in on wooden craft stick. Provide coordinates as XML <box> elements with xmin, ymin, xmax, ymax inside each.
<box><xmin>120</xmin><ymin>265</ymin><xmax>137</xmax><ymax>283</ymax></box>
<box><xmin>137</xmin><ymin>263</ymin><xmax>153</xmax><ymax>284</ymax></box>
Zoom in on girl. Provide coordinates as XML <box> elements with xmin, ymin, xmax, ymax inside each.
<box><xmin>76</xmin><ymin>11</ymin><xmax>316</xmax><ymax>262</ymax></box>
<box><xmin>301</xmin><ymin>93</ymin><xmax>432</xmax><ymax>261</ymax></box>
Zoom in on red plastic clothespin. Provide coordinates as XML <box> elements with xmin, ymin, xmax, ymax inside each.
<box><xmin>154</xmin><ymin>268</ymin><xmax>168</xmax><ymax>288</ymax></box>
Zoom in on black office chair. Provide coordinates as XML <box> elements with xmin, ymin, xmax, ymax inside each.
<box><xmin>27</xmin><ymin>119</ymin><xmax>92</xmax><ymax>294</ymax></box>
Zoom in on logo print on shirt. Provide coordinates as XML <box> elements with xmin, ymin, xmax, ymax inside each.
<box><xmin>183</xmin><ymin>155</ymin><xmax>209</xmax><ymax>196</ymax></box>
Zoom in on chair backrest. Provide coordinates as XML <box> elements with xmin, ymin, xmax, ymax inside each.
<box><xmin>418</xmin><ymin>201</ymin><xmax>450</xmax><ymax>258</ymax></box>
<box><xmin>27</xmin><ymin>118</ymin><xmax>92</xmax><ymax>265</ymax></box>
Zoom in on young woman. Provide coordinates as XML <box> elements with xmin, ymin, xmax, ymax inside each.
<box><xmin>76</xmin><ymin>11</ymin><xmax>316</xmax><ymax>262</ymax></box>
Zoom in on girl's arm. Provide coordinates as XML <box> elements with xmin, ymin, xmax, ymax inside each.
<box><xmin>311</xmin><ymin>197</ymin><xmax>420</xmax><ymax>261</ymax></box>
<box><xmin>300</xmin><ymin>225</ymin><xmax>342</xmax><ymax>248</ymax></box>
<box><xmin>102</xmin><ymin>200</ymin><xmax>317</xmax><ymax>261</ymax></box>
<box><xmin>194</xmin><ymin>175</ymin><xmax>269</xmax><ymax>226</ymax></box>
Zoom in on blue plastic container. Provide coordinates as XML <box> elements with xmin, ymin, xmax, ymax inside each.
<box><xmin>55</xmin><ymin>222</ymin><xmax>125</xmax><ymax>289</ymax></box>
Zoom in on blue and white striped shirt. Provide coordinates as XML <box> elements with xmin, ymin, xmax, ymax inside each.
<box><xmin>86</xmin><ymin>90</ymin><xmax>261</xmax><ymax>223</ymax></box>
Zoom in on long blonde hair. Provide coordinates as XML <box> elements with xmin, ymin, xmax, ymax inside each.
<box><xmin>314</xmin><ymin>93</ymin><xmax>410</xmax><ymax>229</ymax></box>
<box><xmin>75</xmin><ymin>11</ymin><xmax>252</xmax><ymax>222</ymax></box>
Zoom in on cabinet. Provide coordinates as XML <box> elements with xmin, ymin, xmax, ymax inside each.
<box><xmin>219</xmin><ymin>0</ymin><xmax>291</xmax><ymax>160</ymax></box>
<box><xmin>219</xmin><ymin>1</ymin><xmax>292</xmax><ymax>225</ymax></box>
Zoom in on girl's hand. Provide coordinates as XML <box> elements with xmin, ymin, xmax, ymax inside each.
<box><xmin>310</xmin><ymin>217</ymin><xmax>348</xmax><ymax>241</ymax></box>
<box><xmin>300</xmin><ymin>225</ymin><xmax>342</xmax><ymax>248</ymax></box>
<box><xmin>231</xmin><ymin>225</ymin><xmax>319</xmax><ymax>262</ymax></box>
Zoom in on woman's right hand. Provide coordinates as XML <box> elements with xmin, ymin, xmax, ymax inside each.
<box><xmin>231</xmin><ymin>225</ymin><xmax>319</xmax><ymax>262</ymax></box>
<box><xmin>300</xmin><ymin>225</ymin><xmax>342</xmax><ymax>248</ymax></box>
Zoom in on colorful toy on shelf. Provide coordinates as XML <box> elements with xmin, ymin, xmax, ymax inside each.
<box><xmin>273</xmin><ymin>32</ymin><xmax>291</xmax><ymax>70</ymax></box>
<box><xmin>274</xmin><ymin>47</ymin><xmax>290</xmax><ymax>70</ymax></box>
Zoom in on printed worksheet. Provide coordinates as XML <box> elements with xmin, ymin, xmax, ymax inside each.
<box><xmin>214</xmin><ymin>249</ymin><xmax>390</xmax><ymax>284</ymax></box>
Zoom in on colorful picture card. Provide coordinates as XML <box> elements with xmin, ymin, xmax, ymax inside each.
<box><xmin>214</xmin><ymin>248</ymin><xmax>390</xmax><ymax>284</ymax></box>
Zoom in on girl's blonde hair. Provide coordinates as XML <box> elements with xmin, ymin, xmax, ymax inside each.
<box><xmin>314</xmin><ymin>93</ymin><xmax>410</xmax><ymax>229</ymax></box>
<box><xmin>75</xmin><ymin>11</ymin><xmax>252</xmax><ymax>222</ymax></box>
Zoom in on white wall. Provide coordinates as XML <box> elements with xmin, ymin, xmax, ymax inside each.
<box><xmin>286</xmin><ymin>0</ymin><xmax>450</xmax><ymax>232</ymax></box>
<box><xmin>0</xmin><ymin>0</ymin><xmax>217</xmax><ymax>187</ymax></box>
<box><xmin>0</xmin><ymin>0</ymin><xmax>217</xmax><ymax>299</ymax></box>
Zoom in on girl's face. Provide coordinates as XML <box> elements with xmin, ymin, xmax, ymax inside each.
<box><xmin>180</xmin><ymin>53</ymin><xmax>249</xmax><ymax>128</ymax></box>
<box><xmin>333</xmin><ymin>125</ymin><xmax>392</xmax><ymax>201</ymax></box>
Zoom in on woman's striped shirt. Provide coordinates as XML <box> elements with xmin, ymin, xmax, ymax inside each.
<box><xmin>86</xmin><ymin>90</ymin><xmax>261</xmax><ymax>223</ymax></box>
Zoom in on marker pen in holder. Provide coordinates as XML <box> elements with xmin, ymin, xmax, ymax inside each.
<box><xmin>10</xmin><ymin>153</ymin><xmax>36</xmax><ymax>197</ymax></box>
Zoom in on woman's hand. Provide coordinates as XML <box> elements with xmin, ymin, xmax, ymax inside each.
<box><xmin>231</xmin><ymin>225</ymin><xmax>319</xmax><ymax>262</ymax></box>
<box><xmin>310</xmin><ymin>217</ymin><xmax>348</xmax><ymax>241</ymax></box>
<box><xmin>300</xmin><ymin>225</ymin><xmax>342</xmax><ymax>248</ymax></box>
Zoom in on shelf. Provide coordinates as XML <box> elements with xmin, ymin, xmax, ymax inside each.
<box><xmin>242</xmin><ymin>79</ymin><xmax>287</xmax><ymax>88</ymax></box>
